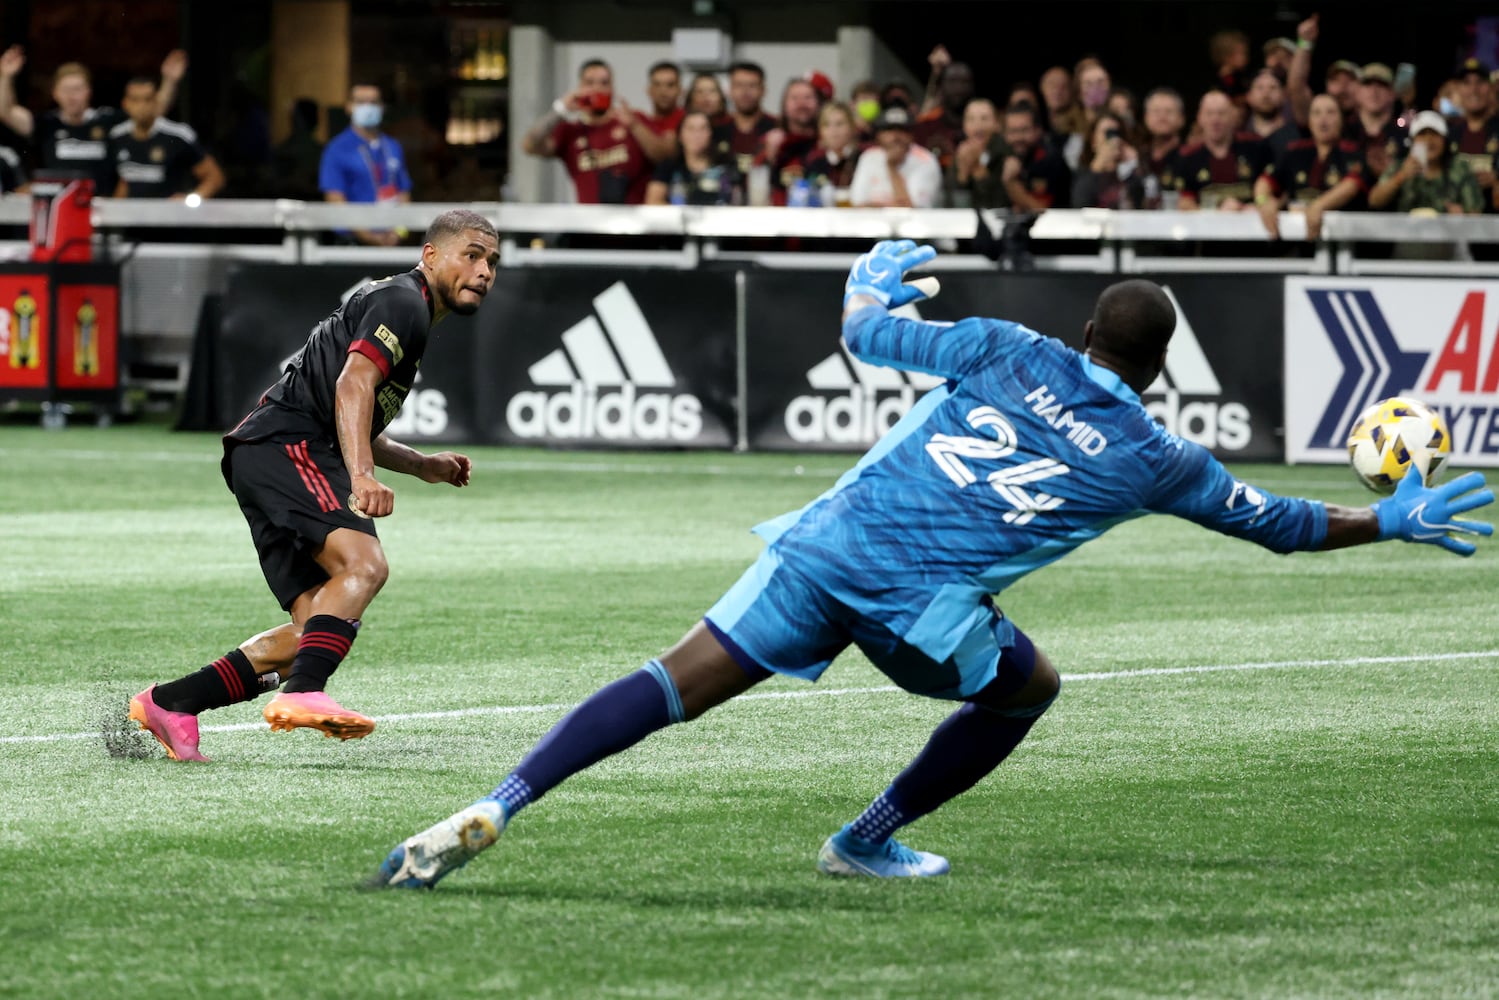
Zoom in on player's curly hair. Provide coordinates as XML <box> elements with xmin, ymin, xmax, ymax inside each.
<box><xmin>423</xmin><ymin>209</ymin><xmax>497</xmax><ymax>247</ymax></box>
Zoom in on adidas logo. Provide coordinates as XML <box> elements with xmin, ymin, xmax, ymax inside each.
<box><xmin>505</xmin><ymin>282</ymin><xmax>703</xmax><ymax>441</ymax></box>
<box><xmin>785</xmin><ymin>337</ymin><xmax>945</xmax><ymax>444</ymax></box>
<box><xmin>1142</xmin><ymin>286</ymin><xmax>1251</xmax><ymax>451</ymax></box>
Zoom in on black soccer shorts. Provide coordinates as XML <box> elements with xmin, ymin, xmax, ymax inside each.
<box><xmin>227</xmin><ymin>435</ymin><xmax>377</xmax><ymax>611</ymax></box>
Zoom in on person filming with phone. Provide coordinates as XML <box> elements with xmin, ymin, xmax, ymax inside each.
<box><xmin>522</xmin><ymin>58</ymin><xmax>658</xmax><ymax>204</ymax></box>
<box><xmin>1070</xmin><ymin>111</ymin><xmax>1145</xmax><ymax>209</ymax></box>
<box><xmin>1368</xmin><ymin>110</ymin><xmax>1483</xmax><ymax>216</ymax></box>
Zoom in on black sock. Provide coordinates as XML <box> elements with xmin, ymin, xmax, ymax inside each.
<box><xmin>281</xmin><ymin>615</ymin><xmax>359</xmax><ymax>694</ymax></box>
<box><xmin>152</xmin><ymin>649</ymin><xmax>260</xmax><ymax>714</ymax></box>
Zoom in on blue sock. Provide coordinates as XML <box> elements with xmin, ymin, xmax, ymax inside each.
<box><xmin>850</xmin><ymin>701</ymin><xmax>1050</xmax><ymax>844</ymax></box>
<box><xmin>488</xmin><ymin>661</ymin><xmax>684</xmax><ymax>817</ymax></box>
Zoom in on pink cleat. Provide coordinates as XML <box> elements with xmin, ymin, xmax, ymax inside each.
<box><xmin>263</xmin><ymin>690</ymin><xmax>376</xmax><ymax>741</ymax></box>
<box><xmin>128</xmin><ymin>685</ymin><xmax>210</xmax><ymax>762</ymax></box>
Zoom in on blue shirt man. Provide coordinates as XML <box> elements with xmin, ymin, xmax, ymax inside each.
<box><xmin>376</xmin><ymin>240</ymin><xmax>1494</xmax><ymax>890</ymax></box>
<box><xmin>318</xmin><ymin>83</ymin><xmax>411</xmax><ymax>246</ymax></box>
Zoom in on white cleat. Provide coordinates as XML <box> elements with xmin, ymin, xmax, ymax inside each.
<box><xmin>375</xmin><ymin>800</ymin><xmax>506</xmax><ymax>889</ymax></box>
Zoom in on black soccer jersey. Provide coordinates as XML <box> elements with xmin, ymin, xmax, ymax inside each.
<box><xmin>108</xmin><ymin>117</ymin><xmax>205</xmax><ymax>197</ymax></box>
<box><xmin>39</xmin><ymin>107</ymin><xmax>125</xmax><ymax>194</ymax></box>
<box><xmin>1174</xmin><ymin>133</ymin><xmax>1268</xmax><ymax>208</ymax></box>
<box><xmin>1263</xmin><ymin>139</ymin><xmax>1368</xmax><ymax>206</ymax></box>
<box><xmin>226</xmin><ymin>270</ymin><xmax>436</xmax><ymax>448</ymax></box>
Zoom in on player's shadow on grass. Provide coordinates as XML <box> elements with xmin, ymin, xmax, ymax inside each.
<box><xmin>377</xmin><ymin>880</ymin><xmax>914</xmax><ymax>912</ymax></box>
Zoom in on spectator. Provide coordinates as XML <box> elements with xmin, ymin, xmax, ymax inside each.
<box><xmin>319</xmin><ymin>83</ymin><xmax>412</xmax><ymax>245</ymax></box>
<box><xmin>1324</xmin><ymin>61</ymin><xmax>1362</xmax><ymax>118</ymax></box>
<box><xmin>1070</xmin><ymin>111</ymin><xmax>1145</xmax><ymax>210</ymax></box>
<box><xmin>1369</xmin><ymin>110</ymin><xmax>1484</xmax><ymax>216</ymax></box>
<box><xmin>803</xmin><ymin>101</ymin><xmax>866</xmax><ymax>205</ymax></box>
<box><xmin>272</xmin><ymin>98</ymin><xmax>324</xmax><ymax>201</ymax></box>
<box><xmin>109</xmin><ymin>76</ymin><xmax>224</xmax><ymax>200</ymax></box>
<box><xmin>918</xmin><ymin>44</ymin><xmax>951</xmax><ymax>116</ymax></box>
<box><xmin>760</xmin><ymin>77</ymin><xmax>821</xmax><ymax>204</ymax></box>
<box><xmin>848</xmin><ymin>79</ymin><xmax>881</xmax><ymax>140</ymax></box>
<box><xmin>1007</xmin><ymin>81</ymin><xmax>1042</xmax><ymax>116</ymax></box>
<box><xmin>686</xmin><ymin>72</ymin><xmax>727</xmax><ymax>119</ymax></box>
<box><xmin>1141</xmin><ymin>86</ymin><xmax>1186</xmax><ymax>207</ymax></box>
<box><xmin>644</xmin><ymin>110</ymin><xmax>742</xmax><ymax>206</ymax></box>
<box><xmin>1255</xmin><ymin>93</ymin><xmax>1367</xmax><ymax>240</ymax></box>
<box><xmin>913</xmin><ymin>56</ymin><xmax>975</xmax><ymax>174</ymax></box>
<box><xmin>713</xmin><ymin>61</ymin><xmax>777</xmax><ymax>180</ymax></box>
<box><xmin>998</xmin><ymin>100</ymin><xmax>1071</xmax><ymax>211</ymax></box>
<box><xmin>1208</xmin><ymin>28</ymin><xmax>1253</xmax><ymax>114</ymax></box>
<box><xmin>1286</xmin><ymin>14</ymin><xmax>1319</xmax><ymax>128</ymax></box>
<box><xmin>1062</xmin><ymin>57</ymin><xmax>1112</xmax><ymax>170</ymax></box>
<box><xmin>879</xmin><ymin>79</ymin><xmax>918</xmax><ymax>114</ymax></box>
<box><xmin>1243</xmin><ymin>67</ymin><xmax>1302</xmax><ymax>164</ymax></box>
<box><xmin>1174</xmin><ymin>89</ymin><xmax>1268</xmax><ymax>211</ymax></box>
<box><xmin>1039</xmin><ymin>65</ymin><xmax>1083</xmax><ymax>145</ymax></box>
<box><xmin>848</xmin><ymin>104</ymin><xmax>942</xmax><ymax>208</ymax></box>
<box><xmin>948</xmin><ymin>97</ymin><xmax>1007</xmax><ymax>209</ymax></box>
<box><xmin>1435</xmin><ymin>78</ymin><xmax>1462</xmax><ymax>119</ymax></box>
<box><xmin>1106</xmin><ymin>85</ymin><xmax>1146</xmax><ymax>149</ymax></box>
<box><xmin>637</xmin><ymin>59</ymin><xmax>684</xmax><ymax>163</ymax></box>
<box><xmin>521</xmin><ymin>59</ymin><xmax>657</xmax><ymax>205</ymax></box>
<box><xmin>1263</xmin><ymin>37</ymin><xmax>1297</xmax><ymax>75</ymax></box>
<box><xmin>1447</xmin><ymin>58</ymin><xmax>1499</xmax><ymax>212</ymax></box>
<box><xmin>803</xmin><ymin>70</ymin><xmax>835</xmax><ymax>107</ymax></box>
<box><xmin>0</xmin><ymin>46</ymin><xmax>185</xmax><ymax>198</ymax></box>
<box><xmin>1346</xmin><ymin>63</ymin><xmax>1403</xmax><ymax>178</ymax></box>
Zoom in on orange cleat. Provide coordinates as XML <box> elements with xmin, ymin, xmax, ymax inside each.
<box><xmin>263</xmin><ymin>690</ymin><xmax>375</xmax><ymax>740</ymax></box>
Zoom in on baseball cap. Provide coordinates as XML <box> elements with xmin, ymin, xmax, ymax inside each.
<box><xmin>1453</xmin><ymin>57</ymin><xmax>1492</xmax><ymax>80</ymax></box>
<box><xmin>1326</xmin><ymin>59</ymin><xmax>1362</xmax><ymax>81</ymax></box>
<box><xmin>1360</xmin><ymin>63</ymin><xmax>1394</xmax><ymax>86</ymax></box>
<box><xmin>803</xmin><ymin>70</ymin><xmax>834</xmax><ymax>103</ymax></box>
<box><xmin>1409</xmin><ymin>109</ymin><xmax>1448</xmax><ymax>137</ymax></box>
<box><xmin>1263</xmin><ymin>37</ymin><xmax>1296</xmax><ymax>57</ymax></box>
<box><xmin>874</xmin><ymin>104</ymin><xmax>914</xmax><ymax>132</ymax></box>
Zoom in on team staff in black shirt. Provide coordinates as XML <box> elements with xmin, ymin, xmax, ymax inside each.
<box><xmin>109</xmin><ymin>76</ymin><xmax>223</xmax><ymax>200</ymax></box>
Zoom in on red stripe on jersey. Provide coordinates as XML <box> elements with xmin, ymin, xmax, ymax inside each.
<box><xmin>348</xmin><ymin>339</ymin><xmax>392</xmax><ymax>378</ymax></box>
<box><xmin>295</xmin><ymin>441</ymin><xmax>342</xmax><ymax>514</ymax></box>
<box><xmin>285</xmin><ymin>442</ymin><xmax>338</xmax><ymax>512</ymax></box>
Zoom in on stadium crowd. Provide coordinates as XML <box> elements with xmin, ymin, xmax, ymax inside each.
<box><xmin>0</xmin><ymin>11</ymin><xmax>1497</xmax><ymax>246</ymax></box>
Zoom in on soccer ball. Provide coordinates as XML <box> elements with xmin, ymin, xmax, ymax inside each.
<box><xmin>1345</xmin><ymin>396</ymin><xmax>1451</xmax><ymax>494</ymax></box>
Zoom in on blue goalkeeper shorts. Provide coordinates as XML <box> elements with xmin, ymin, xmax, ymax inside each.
<box><xmin>703</xmin><ymin>546</ymin><xmax>1033</xmax><ymax>701</ymax></box>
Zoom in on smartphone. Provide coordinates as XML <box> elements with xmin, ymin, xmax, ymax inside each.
<box><xmin>1393</xmin><ymin>62</ymin><xmax>1416</xmax><ymax>94</ymax></box>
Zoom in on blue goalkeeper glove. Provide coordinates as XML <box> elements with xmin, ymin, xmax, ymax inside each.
<box><xmin>1372</xmin><ymin>467</ymin><xmax>1495</xmax><ymax>556</ymax></box>
<box><xmin>843</xmin><ymin>239</ymin><xmax>940</xmax><ymax>309</ymax></box>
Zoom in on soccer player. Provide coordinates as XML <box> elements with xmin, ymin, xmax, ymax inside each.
<box><xmin>376</xmin><ymin>240</ymin><xmax>1493</xmax><ymax>887</ymax></box>
<box><xmin>128</xmin><ymin>209</ymin><xmax>501</xmax><ymax>762</ymax></box>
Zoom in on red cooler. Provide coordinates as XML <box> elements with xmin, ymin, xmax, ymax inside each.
<box><xmin>30</xmin><ymin>171</ymin><xmax>95</xmax><ymax>263</ymax></box>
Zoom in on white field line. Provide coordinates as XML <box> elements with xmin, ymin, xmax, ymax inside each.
<box><xmin>5</xmin><ymin>649</ymin><xmax>1496</xmax><ymax>746</ymax></box>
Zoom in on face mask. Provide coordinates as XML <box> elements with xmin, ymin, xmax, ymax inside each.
<box><xmin>1082</xmin><ymin>83</ymin><xmax>1109</xmax><ymax>110</ymax></box>
<box><xmin>351</xmin><ymin>103</ymin><xmax>383</xmax><ymax>129</ymax></box>
<box><xmin>1439</xmin><ymin>96</ymin><xmax>1459</xmax><ymax>117</ymax></box>
<box><xmin>856</xmin><ymin>99</ymin><xmax>880</xmax><ymax>123</ymax></box>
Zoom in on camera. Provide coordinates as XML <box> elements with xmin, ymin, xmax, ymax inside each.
<box><xmin>585</xmin><ymin>90</ymin><xmax>612</xmax><ymax>114</ymax></box>
<box><xmin>1104</xmin><ymin>128</ymin><xmax>1121</xmax><ymax>142</ymax></box>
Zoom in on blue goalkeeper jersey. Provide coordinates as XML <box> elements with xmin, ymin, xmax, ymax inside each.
<box><xmin>752</xmin><ymin>305</ymin><xmax>1328</xmax><ymax>661</ymax></box>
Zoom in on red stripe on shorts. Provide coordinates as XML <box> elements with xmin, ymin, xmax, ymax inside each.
<box><xmin>296</xmin><ymin>441</ymin><xmax>342</xmax><ymax>513</ymax></box>
<box><xmin>283</xmin><ymin>440</ymin><xmax>337</xmax><ymax>512</ymax></box>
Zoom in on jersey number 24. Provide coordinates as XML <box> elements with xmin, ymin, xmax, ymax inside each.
<box><xmin>925</xmin><ymin>406</ymin><xmax>1070</xmax><ymax>525</ymax></box>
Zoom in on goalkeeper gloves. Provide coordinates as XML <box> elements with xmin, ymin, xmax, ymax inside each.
<box><xmin>844</xmin><ymin>239</ymin><xmax>940</xmax><ymax>309</ymax></box>
<box><xmin>1372</xmin><ymin>467</ymin><xmax>1494</xmax><ymax>556</ymax></box>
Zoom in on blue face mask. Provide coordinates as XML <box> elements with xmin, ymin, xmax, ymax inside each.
<box><xmin>1438</xmin><ymin>96</ymin><xmax>1459</xmax><ymax>118</ymax></box>
<box><xmin>351</xmin><ymin>102</ymin><xmax>383</xmax><ymax>129</ymax></box>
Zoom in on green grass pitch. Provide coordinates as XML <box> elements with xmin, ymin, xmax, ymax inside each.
<box><xmin>0</xmin><ymin>424</ymin><xmax>1495</xmax><ymax>999</ymax></box>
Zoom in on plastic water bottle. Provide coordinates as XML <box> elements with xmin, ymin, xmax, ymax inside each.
<box><xmin>787</xmin><ymin>178</ymin><xmax>813</xmax><ymax>208</ymax></box>
<box><xmin>668</xmin><ymin>177</ymin><xmax>687</xmax><ymax>206</ymax></box>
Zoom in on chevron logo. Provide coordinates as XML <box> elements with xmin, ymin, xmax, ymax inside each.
<box><xmin>1303</xmin><ymin>288</ymin><xmax>1429</xmax><ymax>450</ymax></box>
<box><xmin>505</xmin><ymin>282</ymin><xmax>704</xmax><ymax>441</ymax></box>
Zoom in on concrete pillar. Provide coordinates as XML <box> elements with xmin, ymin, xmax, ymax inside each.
<box><xmin>507</xmin><ymin>23</ymin><xmax>557</xmax><ymax>203</ymax></box>
<box><xmin>270</xmin><ymin>0</ymin><xmax>349</xmax><ymax>145</ymax></box>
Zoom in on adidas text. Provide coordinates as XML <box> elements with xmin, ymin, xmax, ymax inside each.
<box><xmin>1146</xmin><ymin>390</ymin><xmax>1250</xmax><ymax>451</ymax></box>
<box><xmin>506</xmin><ymin>383</ymin><xmax>703</xmax><ymax>441</ymax></box>
<box><xmin>785</xmin><ymin>386</ymin><xmax>916</xmax><ymax>444</ymax></box>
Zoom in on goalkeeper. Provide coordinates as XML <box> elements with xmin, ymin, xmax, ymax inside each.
<box><xmin>377</xmin><ymin>239</ymin><xmax>1494</xmax><ymax>887</ymax></box>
